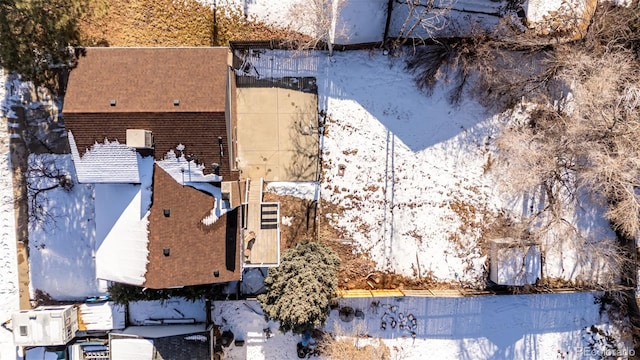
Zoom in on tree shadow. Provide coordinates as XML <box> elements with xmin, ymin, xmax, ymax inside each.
<box><xmin>234</xmin><ymin>49</ymin><xmax>493</xmax><ymax>153</ymax></box>
<box><xmin>328</xmin><ymin>292</ymin><xmax>606</xmax><ymax>359</ymax></box>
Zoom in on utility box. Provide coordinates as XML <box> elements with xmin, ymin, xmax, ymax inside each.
<box><xmin>12</xmin><ymin>305</ymin><xmax>79</xmax><ymax>346</ymax></box>
<box><xmin>490</xmin><ymin>238</ymin><xmax>542</xmax><ymax>286</ymax></box>
<box><xmin>126</xmin><ymin>129</ymin><xmax>153</xmax><ymax>149</ymax></box>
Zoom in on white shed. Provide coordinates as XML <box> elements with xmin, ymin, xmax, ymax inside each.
<box><xmin>490</xmin><ymin>238</ymin><xmax>542</xmax><ymax>286</ymax></box>
<box><xmin>12</xmin><ymin>305</ymin><xmax>79</xmax><ymax>346</ymax></box>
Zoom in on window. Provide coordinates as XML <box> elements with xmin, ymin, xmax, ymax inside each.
<box><xmin>19</xmin><ymin>326</ymin><xmax>27</xmax><ymax>336</ymax></box>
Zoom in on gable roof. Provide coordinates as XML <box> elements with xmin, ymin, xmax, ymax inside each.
<box><xmin>64</xmin><ymin>47</ymin><xmax>229</xmax><ymax>113</ymax></box>
<box><xmin>144</xmin><ymin>165</ymin><xmax>241</xmax><ymax>288</ymax></box>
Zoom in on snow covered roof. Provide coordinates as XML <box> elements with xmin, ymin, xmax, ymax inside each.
<box><xmin>490</xmin><ymin>238</ymin><xmax>542</xmax><ymax>286</ymax></box>
<box><xmin>65</xmin><ymin>47</ymin><xmax>229</xmax><ymax>113</ymax></box>
<box><xmin>156</xmin><ymin>149</ymin><xmax>222</xmax><ymax>183</ymax></box>
<box><xmin>110</xmin><ymin>338</ymin><xmax>154</xmax><ymax>360</ymax></box>
<box><xmin>121</xmin><ymin>324</ymin><xmax>207</xmax><ymax>339</ymax></box>
<box><xmin>69</xmin><ymin>131</ymin><xmax>144</xmax><ymax>183</ymax></box>
<box><xmin>94</xmin><ymin>173</ymin><xmax>153</xmax><ymax>286</ymax></box>
<box><xmin>78</xmin><ymin>302</ymin><xmax>126</xmax><ymax>331</ymax></box>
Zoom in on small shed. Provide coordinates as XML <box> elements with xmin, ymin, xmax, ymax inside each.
<box><xmin>490</xmin><ymin>238</ymin><xmax>542</xmax><ymax>286</ymax></box>
<box><xmin>12</xmin><ymin>305</ymin><xmax>79</xmax><ymax>346</ymax></box>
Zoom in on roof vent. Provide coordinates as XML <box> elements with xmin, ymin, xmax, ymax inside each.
<box><xmin>110</xmin><ymin>99</ymin><xmax>117</xmax><ymax>107</ymax></box>
<box><xmin>126</xmin><ymin>129</ymin><xmax>154</xmax><ymax>149</ymax></box>
<box><xmin>173</xmin><ymin>99</ymin><xmax>180</xmax><ymax>106</ymax></box>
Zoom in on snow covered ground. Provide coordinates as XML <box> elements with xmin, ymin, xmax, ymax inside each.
<box><xmin>256</xmin><ymin>49</ymin><xmax>619</xmax><ymax>287</ymax></box>
<box><xmin>212</xmin><ymin>293</ymin><xmax>632</xmax><ymax>360</ymax></box>
<box><xmin>27</xmin><ymin>154</ymin><xmax>105</xmax><ymax>300</ymax></box>
<box><xmin>0</xmin><ymin>73</ymin><xmax>21</xmax><ymax>360</ymax></box>
<box><xmin>0</xmin><ymin>2</ymin><xmax>631</xmax><ymax>357</ymax></box>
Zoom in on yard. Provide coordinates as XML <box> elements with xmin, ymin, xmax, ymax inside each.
<box><xmin>0</xmin><ymin>0</ymin><xmax>636</xmax><ymax>358</ymax></box>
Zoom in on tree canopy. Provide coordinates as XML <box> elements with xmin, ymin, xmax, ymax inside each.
<box><xmin>257</xmin><ymin>241</ymin><xmax>340</xmax><ymax>334</ymax></box>
<box><xmin>0</xmin><ymin>0</ymin><xmax>87</xmax><ymax>87</ymax></box>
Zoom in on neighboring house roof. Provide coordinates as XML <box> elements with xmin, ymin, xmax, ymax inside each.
<box><xmin>112</xmin><ymin>325</ymin><xmax>210</xmax><ymax>360</ymax></box>
<box><xmin>64</xmin><ymin>47</ymin><xmax>228</xmax><ymax>113</ymax></box>
<box><xmin>145</xmin><ymin>165</ymin><xmax>240</xmax><ymax>288</ymax></box>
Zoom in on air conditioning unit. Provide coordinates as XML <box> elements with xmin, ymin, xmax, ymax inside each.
<box><xmin>126</xmin><ymin>129</ymin><xmax>153</xmax><ymax>149</ymax></box>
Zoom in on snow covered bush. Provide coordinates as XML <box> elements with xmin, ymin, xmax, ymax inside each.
<box><xmin>258</xmin><ymin>240</ymin><xmax>340</xmax><ymax>334</ymax></box>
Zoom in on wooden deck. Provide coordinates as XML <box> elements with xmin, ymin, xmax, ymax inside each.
<box><xmin>243</xmin><ymin>178</ymin><xmax>280</xmax><ymax>267</ymax></box>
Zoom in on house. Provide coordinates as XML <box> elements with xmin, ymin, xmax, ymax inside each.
<box><xmin>64</xmin><ymin>47</ymin><xmax>243</xmax><ymax>289</ymax></box>
<box><xmin>12</xmin><ymin>305</ymin><xmax>79</xmax><ymax>347</ymax></box>
<box><xmin>489</xmin><ymin>238</ymin><xmax>542</xmax><ymax>286</ymax></box>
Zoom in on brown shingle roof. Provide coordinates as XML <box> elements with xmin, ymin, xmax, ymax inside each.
<box><xmin>145</xmin><ymin>165</ymin><xmax>241</xmax><ymax>289</ymax></box>
<box><xmin>64</xmin><ymin>47</ymin><xmax>229</xmax><ymax>113</ymax></box>
<box><xmin>65</xmin><ymin>112</ymin><xmax>237</xmax><ymax>178</ymax></box>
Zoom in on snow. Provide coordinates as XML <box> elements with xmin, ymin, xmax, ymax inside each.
<box><xmin>68</xmin><ymin>132</ymin><xmax>143</xmax><ymax>183</ymax></box>
<box><xmin>121</xmin><ymin>324</ymin><xmax>207</xmax><ymax>338</ymax></box>
<box><xmin>265</xmin><ymin>181</ymin><xmax>319</xmax><ymax>201</ymax></box>
<box><xmin>24</xmin><ymin>347</ymin><xmax>59</xmax><ymax>360</ymax></box>
<box><xmin>212</xmin><ymin>300</ymin><xmax>298</xmax><ymax>360</ymax></box>
<box><xmin>128</xmin><ymin>298</ymin><xmax>207</xmax><ymax>326</ymax></box>
<box><xmin>213</xmin><ymin>293</ymin><xmax>631</xmax><ymax>360</ymax></box>
<box><xmin>78</xmin><ymin>302</ymin><xmax>126</xmax><ymax>331</ymax></box>
<box><xmin>0</xmin><ymin>2</ymin><xmax>633</xmax><ymax>358</ymax></box>
<box><xmin>27</xmin><ymin>154</ymin><xmax>105</xmax><ymax>299</ymax></box>
<box><xmin>206</xmin><ymin>0</ymin><xmax>507</xmax><ymax>44</ymax></box>
<box><xmin>489</xmin><ymin>239</ymin><xmax>541</xmax><ymax>286</ymax></box>
<box><xmin>156</xmin><ymin>149</ymin><xmax>222</xmax><ymax>183</ymax></box>
<box><xmin>0</xmin><ymin>72</ymin><xmax>20</xmax><ymax>360</ymax></box>
<box><xmin>110</xmin><ymin>338</ymin><xmax>154</xmax><ymax>360</ymax></box>
<box><xmin>240</xmin><ymin>49</ymin><xmax>620</xmax><ymax>287</ymax></box>
<box><xmin>94</xmin><ymin>156</ymin><xmax>153</xmax><ymax>286</ymax></box>
<box><xmin>281</xmin><ymin>216</ymin><xmax>293</xmax><ymax>226</ymax></box>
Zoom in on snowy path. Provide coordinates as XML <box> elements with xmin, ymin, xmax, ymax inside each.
<box><xmin>0</xmin><ymin>73</ymin><xmax>20</xmax><ymax>360</ymax></box>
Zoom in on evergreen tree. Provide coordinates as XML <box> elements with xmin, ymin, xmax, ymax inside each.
<box><xmin>0</xmin><ymin>0</ymin><xmax>87</xmax><ymax>88</ymax></box>
<box><xmin>258</xmin><ymin>241</ymin><xmax>340</xmax><ymax>334</ymax></box>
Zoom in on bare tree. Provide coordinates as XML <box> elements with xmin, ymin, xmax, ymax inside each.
<box><xmin>286</xmin><ymin>0</ymin><xmax>344</xmax><ymax>56</ymax></box>
<box><xmin>393</xmin><ymin>0</ymin><xmax>455</xmax><ymax>49</ymax></box>
<box><xmin>495</xmin><ymin>45</ymin><xmax>640</xmax><ymax>241</ymax></box>
<box><xmin>27</xmin><ymin>156</ymin><xmax>74</xmax><ymax>230</ymax></box>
